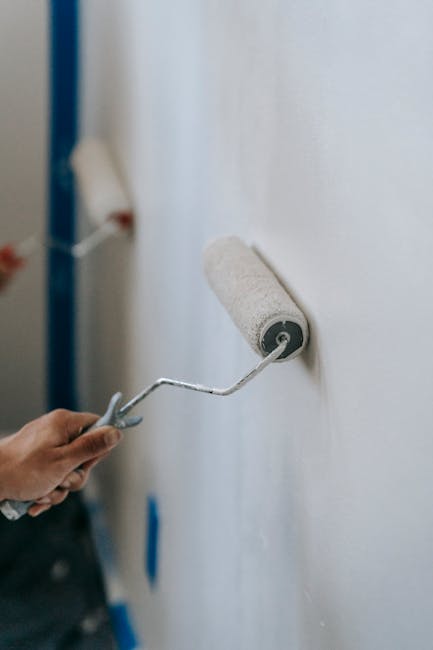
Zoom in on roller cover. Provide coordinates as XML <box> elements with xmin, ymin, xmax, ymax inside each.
<box><xmin>70</xmin><ymin>138</ymin><xmax>131</xmax><ymax>227</ymax></box>
<box><xmin>203</xmin><ymin>236</ymin><xmax>308</xmax><ymax>360</ymax></box>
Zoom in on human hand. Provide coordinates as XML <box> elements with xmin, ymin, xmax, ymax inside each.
<box><xmin>0</xmin><ymin>244</ymin><xmax>25</xmax><ymax>291</ymax></box>
<box><xmin>0</xmin><ymin>409</ymin><xmax>122</xmax><ymax>517</ymax></box>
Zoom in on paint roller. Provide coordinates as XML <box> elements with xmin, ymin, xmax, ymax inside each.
<box><xmin>204</xmin><ymin>236</ymin><xmax>308</xmax><ymax>361</ymax></box>
<box><xmin>69</xmin><ymin>137</ymin><xmax>134</xmax><ymax>257</ymax></box>
<box><xmin>0</xmin><ymin>236</ymin><xmax>309</xmax><ymax>520</ymax></box>
<box><xmin>112</xmin><ymin>236</ymin><xmax>309</xmax><ymax>411</ymax></box>
<box><xmin>2</xmin><ymin>138</ymin><xmax>133</xmax><ymax>273</ymax></box>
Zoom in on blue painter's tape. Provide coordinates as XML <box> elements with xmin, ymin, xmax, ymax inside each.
<box><xmin>47</xmin><ymin>0</ymin><xmax>79</xmax><ymax>410</ymax></box>
<box><xmin>110</xmin><ymin>603</ymin><xmax>140</xmax><ymax>650</ymax></box>
<box><xmin>146</xmin><ymin>496</ymin><xmax>160</xmax><ymax>586</ymax></box>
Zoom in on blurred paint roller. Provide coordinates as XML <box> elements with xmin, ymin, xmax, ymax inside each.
<box><xmin>2</xmin><ymin>138</ymin><xmax>133</xmax><ymax>275</ymax></box>
<box><xmin>70</xmin><ymin>137</ymin><xmax>134</xmax><ymax>257</ymax></box>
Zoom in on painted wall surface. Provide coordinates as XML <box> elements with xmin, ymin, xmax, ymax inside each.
<box><xmin>81</xmin><ymin>2</ymin><xmax>433</xmax><ymax>649</ymax></box>
<box><xmin>0</xmin><ymin>1</ymin><xmax>47</xmax><ymax>428</ymax></box>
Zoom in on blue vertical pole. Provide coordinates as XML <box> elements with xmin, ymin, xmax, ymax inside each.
<box><xmin>48</xmin><ymin>0</ymin><xmax>79</xmax><ymax>410</ymax></box>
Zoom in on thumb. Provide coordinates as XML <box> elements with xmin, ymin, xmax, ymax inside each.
<box><xmin>63</xmin><ymin>426</ymin><xmax>122</xmax><ymax>469</ymax></box>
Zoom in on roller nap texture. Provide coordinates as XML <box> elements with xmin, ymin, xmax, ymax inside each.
<box><xmin>203</xmin><ymin>236</ymin><xmax>308</xmax><ymax>360</ymax></box>
<box><xmin>71</xmin><ymin>138</ymin><xmax>131</xmax><ymax>227</ymax></box>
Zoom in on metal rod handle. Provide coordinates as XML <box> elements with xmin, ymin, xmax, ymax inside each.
<box><xmin>118</xmin><ymin>337</ymin><xmax>289</xmax><ymax>416</ymax></box>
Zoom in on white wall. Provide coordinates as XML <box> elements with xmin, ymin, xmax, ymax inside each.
<box><xmin>81</xmin><ymin>2</ymin><xmax>433</xmax><ymax>649</ymax></box>
<box><xmin>0</xmin><ymin>1</ymin><xmax>47</xmax><ymax>428</ymax></box>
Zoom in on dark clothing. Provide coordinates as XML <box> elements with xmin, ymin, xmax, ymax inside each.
<box><xmin>0</xmin><ymin>494</ymin><xmax>116</xmax><ymax>649</ymax></box>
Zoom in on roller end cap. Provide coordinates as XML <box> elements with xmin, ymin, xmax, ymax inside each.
<box><xmin>260</xmin><ymin>319</ymin><xmax>308</xmax><ymax>361</ymax></box>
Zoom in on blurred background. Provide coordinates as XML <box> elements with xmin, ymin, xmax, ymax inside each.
<box><xmin>2</xmin><ymin>1</ymin><xmax>433</xmax><ymax>649</ymax></box>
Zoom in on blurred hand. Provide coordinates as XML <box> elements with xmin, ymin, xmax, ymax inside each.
<box><xmin>0</xmin><ymin>244</ymin><xmax>25</xmax><ymax>291</ymax></box>
<box><xmin>0</xmin><ymin>409</ymin><xmax>122</xmax><ymax>517</ymax></box>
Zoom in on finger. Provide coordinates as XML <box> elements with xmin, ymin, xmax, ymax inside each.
<box><xmin>59</xmin><ymin>449</ymin><xmax>111</xmax><ymax>491</ymax></box>
<box><xmin>60</xmin><ymin>426</ymin><xmax>122</xmax><ymax>470</ymax></box>
<box><xmin>28</xmin><ymin>503</ymin><xmax>51</xmax><ymax>517</ymax></box>
<box><xmin>76</xmin><ymin>452</ymin><xmax>110</xmax><ymax>475</ymax></box>
<box><xmin>28</xmin><ymin>487</ymin><xmax>69</xmax><ymax>515</ymax></box>
<box><xmin>64</xmin><ymin>412</ymin><xmax>100</xmax><ymax>442</ymax></box>
<box><xmin>34</xmin><ymin>487</ymin><xmax>69</xmax><ymax>506</ymax></box>
<box><xmin>83</xmin><ymin>450</ymin><xmax>110</xmax><ymax>467</ymax></box>
<box><xmin>34</xmin><ymin>495</ymin><xmax>53</xmax><ymax>504</ymax></box>
<box><xmin>59</xmin><ymin>467</ymin><xmax>88</xmax><ymax>491</ymax></box>
<box><xmin>40</xmin><ymin>488</ymin><xmax>69</xmax><ymax>507</ymax></box>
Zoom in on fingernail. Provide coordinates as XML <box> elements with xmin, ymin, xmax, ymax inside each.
<box><xmin>62</xmin><ymin>480</ymin><xmax>71</xmax><ymax>489</ymax></box>
<box><xmin>104</xmin><ymin>429</ymin><xmax>121</xmax><ymax>447</ymax></box>
<box><xmin>37</xmin><ymin>497</ymin><xmax>51</xmax><ymax>505</ymax></box>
